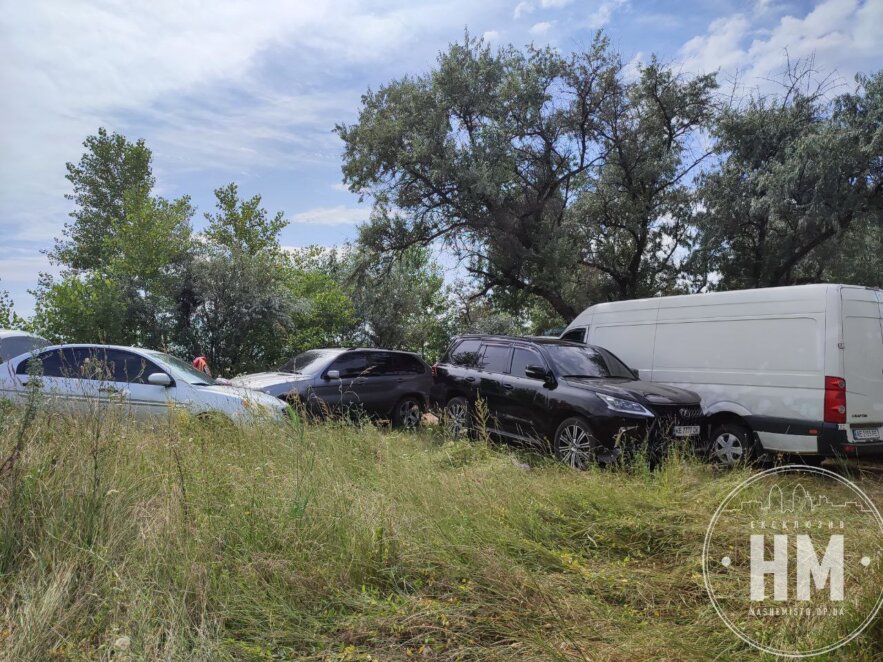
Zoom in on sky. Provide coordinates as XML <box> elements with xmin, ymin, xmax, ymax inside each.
<box><xmin>1</xmin><ymin>0</ymin><xmax>881</xmax><ymax>317</ymax></box>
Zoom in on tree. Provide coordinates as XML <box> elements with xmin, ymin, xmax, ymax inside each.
<box><xmin>695</xmin><ymin>66</ymin><xmax>882</xmax><ymax>289</ymax></box>
<box><xmin>30</xmin><ymin>273</ymin><xmax>129</xmax><ymax>343</ymax></box>
<box><xmin>571</xmin><ymin>58</ymin><xmax>717</xmax><ymax>299</ymax></box>
<box><xmin>345</xmin><ymin>247</ymin><xmax>453</xmax><ymax>358</ymax></box>
<box><xmin>203</xmin><ymin>183</ymin><xmax>288</xmax><ymax>255</ymax></box>
<box><xmin>178</xmin><ymin>250</ymin><xmax>297</xmax><ymax>375</ymax></box>
<box><xmin>52</xmin><ymin>128</ymin><xmax>155</xmax><ymax>271</ymax></box>
<box><xmin>0</xmin><ymin>284</ymin><xmax>26</xmax><ymax>330</ymax></box>
<box><xmin>337</xmin><ymin>34</ymin><xmax>717</xmax><ymax>318</ymax></box>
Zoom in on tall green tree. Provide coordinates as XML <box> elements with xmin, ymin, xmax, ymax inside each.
<box><xmin>52</xmin><ymin>128</ymin><xmax>155</xmax><ymax>271</ymax></box>
<box><xmin>694</xmin><ymin>68</ymin><xmax>882</xmax><ymax>289</ymax></box>
<box><xmin>337</xmin><ymin>34</ymin><xmax>716</xmax><ymax>318</ymax></box>
<box><xmin>203</xmin><ymin>183</ymin><xmax>288</xmax><ymax>255</ymax></box>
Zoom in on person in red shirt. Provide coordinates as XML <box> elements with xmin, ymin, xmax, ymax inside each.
<box><xmin>192</xmin><ymin>355</ymin><xmax>212</xmax><ymax>377</ymax></box>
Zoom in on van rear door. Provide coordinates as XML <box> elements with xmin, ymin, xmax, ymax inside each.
<box><xmin>841</xmin><ymin>288</ymin><xmax>883</xmax><ymax>432</ymax></box>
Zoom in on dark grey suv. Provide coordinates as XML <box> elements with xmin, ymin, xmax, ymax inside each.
<box><xmin>232</xmin><ymin>348</ymin><xmax>432</xmax><ymax>428</ymax></box>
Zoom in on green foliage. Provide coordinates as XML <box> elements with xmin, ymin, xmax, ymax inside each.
<box><xmin>346</xmin><ymin>246</ymin><xmax>454</xmax><ymax>359</ymax></box>
<box><xmin>285</xmin><ymin>268</ymin><xmax>357</xmax><ymax>356</ymax></box>
<box><xmin>52</xmin><ymin>127</ymin><xmax>155</xmax><ymax>271</ymax></box>
<box><xmin>2</xmin><ymin>413</ymin><xmax>881</xmax><ymax>660</ymax></box>
<box><xmin>338</xmin><ymin>34</ymin><xmax>717</xmax><ymax>317</ymax></box>
<box><xmin>203</xmin><ymin>182</ymin><xmax>288</xmax><ymax>255</ymax></box>
<box><xmin>30</xmin><ymin>272</ymin><xmax>129</xmax><ymax>344</ymax></box>
<box><xmin>0</xmin><ymin>284</ymin><xmax>26</xmax><ymax>329</ymax></box>
<box><xmin>695</xmin><ymin>67</ymin><xmax>883</xmax><ymax>289</ymax></box>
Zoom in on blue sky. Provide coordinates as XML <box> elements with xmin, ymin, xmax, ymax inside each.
<box><xmin>2</xmin><ymin>0</ymin><xmax>881</xmax><ymax>316</ymax></box>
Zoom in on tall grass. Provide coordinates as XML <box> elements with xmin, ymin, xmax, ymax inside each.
<box><xmin>0</xmin><ymin>403</ymin><xmax>880</xmax><ymax>660</ymax></box>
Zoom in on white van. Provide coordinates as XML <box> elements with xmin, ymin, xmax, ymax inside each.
<box><xmin>561</xmin><ymin>284</ymin><xmax>883</xmax><ymax>464</ymax></box>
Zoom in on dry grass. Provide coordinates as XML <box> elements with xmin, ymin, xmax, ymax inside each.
<box><xmin>0</xmin><ymin>400</ymin><xmax>880</xmax><ymax>661</ymax></box>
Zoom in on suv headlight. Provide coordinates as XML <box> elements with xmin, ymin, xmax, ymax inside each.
<box><xmin>597</xmin><ymin>393</ymin><xmax>654</xmax><ymax>418</ymax></box>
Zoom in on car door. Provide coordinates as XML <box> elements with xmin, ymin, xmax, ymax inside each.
<box><xmin>312</xmin><ymin>351</ymin><xmax>369</xmax><ymax>414</ymax></box>
<box><xmin>350</xmin><ymin>351</ymin><xmax>400</xmax><ymax>415</ymax></box>
<box><xmin>102</xmin><ymin>349</ymin><xmax>174</xmax><ymax>419</ymax></box>
<box><xmin>16</xmin><ymin>347</ymin><xmax>101</xmax><ymax>415</ymax></box>
<box><xmin>390</xmin><ymin>352</ymin><xmax>431</xmax><ymax>403</ymax></box>
<box><xmin>497</xmin><ymin>345</ymin><xmax>550</xmax><ymax>442</ymax></box>
<box><xmin>475</xmin><ymin>343</ymin><xmax>512</xmax><ymax>432</ymax></box>
<box><xmin>444</xmin><ymin>339</ymin><xmax>484</xmax><ymax>400</ymax></box>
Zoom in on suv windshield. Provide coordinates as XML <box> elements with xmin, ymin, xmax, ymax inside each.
<box><xmin>145</xmin><ymin>351</ymin><xmax>217</xmax><ymax>386</ymax></box>
<box><xmin>279</xmin><ymin>349</ymin><xmax>342</xmax><ymax>374</ymax></box>
<box><xmin>544</xmin><ymin>344</ymin><xmax>636</xmax><ymax>379</ymax></box>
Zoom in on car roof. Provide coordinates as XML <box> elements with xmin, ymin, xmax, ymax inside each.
<box><xmin>451</xmin><ymin>334</ymin><xmax>586</xmax><ymax>348</ymax></box>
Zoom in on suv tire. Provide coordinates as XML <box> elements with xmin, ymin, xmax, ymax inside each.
<box><xmin>554</xmin><ymin>417</ymin><xmax>600</xmax><ymax>469</ymax></box>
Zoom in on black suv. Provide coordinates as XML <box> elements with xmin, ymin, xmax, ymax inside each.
<box><xmin>232</xmin><ymin>348</ymin><xmax>433</xmax><ymax>428</ymax></box>
<box><xmin>430</xmin><ymin>335</ymin><xmax>706</xmax><ymax>468</ymax></box>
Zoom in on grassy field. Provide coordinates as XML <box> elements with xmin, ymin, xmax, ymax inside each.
<box><xmin>0</xmin><ymin>402</ymin><xmax>881</xmax><ymax>661</ymax></box>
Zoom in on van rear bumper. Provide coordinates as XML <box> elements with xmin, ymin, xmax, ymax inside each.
<box><xmin>818</xmin><ymin>423</ymin><xmax>883</xmax><ymax>458</ymax></box>
<box><xmin>746</xmin><ymin>415</ymin><xmax>883</xmax><ymax>457</ymax></box>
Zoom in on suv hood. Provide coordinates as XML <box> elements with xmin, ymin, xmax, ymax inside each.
<box><xmin>231</xmin><ymin>371</ymin><xmax>310</xmax><ymax>389</ymax></box>
<box><xmin>562</xmin><ymin>377</ymin><xmax>700</xmax><ymax>406</ymax></box>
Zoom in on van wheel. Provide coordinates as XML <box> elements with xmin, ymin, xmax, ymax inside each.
<box><xmin>445</xmin><ymin>396</ymin><xmax>470</xmax><ymax>438</ymax></box>
<box><xmin>554</xmin><ymin>417</ymin><xmax>601</xmax><ymax>470</ymax></box>
<box><xmin>709</xmin><ymin>423</ymin><xmax>755</xmax><ymax>467</ymax></box>
<box><xmin>392</xmin><ymin>396</ymin><xmax>423</xmax><ymax>430</ymax></box>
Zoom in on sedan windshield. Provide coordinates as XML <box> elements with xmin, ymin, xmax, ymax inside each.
<box><xmin>279</xmin><ymin>349</ymin><xmax>343</xmax><ymax>374</ymax></box>
<box><xmin>145</xmin><ymin>351</ymin><xmax>217</xmax><ymax>386</ymax></box>
<box><xmin>544</xmin><ymin>345</ymin><xmax>636</xmax><ymax>379</ymax></box>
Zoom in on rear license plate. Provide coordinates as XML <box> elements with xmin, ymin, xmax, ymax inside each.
<box><xmin>853</xmin><ymin>428</ymin><xmax>881</xmax><ymax>441</ymax></box>
<box><xmin>674</xmin><ymin>425</ymin><xmax>701</xmax><ymax>437</ymax></box>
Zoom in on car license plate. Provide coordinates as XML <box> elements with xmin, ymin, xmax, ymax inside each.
<box><xmin>674</xmin><ymin>425</ymin><xmax>701</xmax><ymax>437</ymax></box>
<box><xmin>853</xmin><ymin>428</ymin><xmax>881</xmax><ymax>441</ymax></box>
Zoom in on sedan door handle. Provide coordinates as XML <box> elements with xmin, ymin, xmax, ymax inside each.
<box><xmin>465</xmin><ymin>376</ymin><xmax>476</xmax><ymax>383</ymax></box>
<box><xmin>503</xmin><ymin>383</ymin><xmax>514</xmax><ymax>390</ymax></box>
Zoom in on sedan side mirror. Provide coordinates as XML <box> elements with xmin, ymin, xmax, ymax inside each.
<box><xmin>325</xmin><ymin>369</ymin><xmax>340</xmax><ymax>380</ymax></box>
<box><xmin>147</xmin><ymin>372</ymin><xmax>172</xmax><ymax>387</ymax></box>
<box><xmin>633</xmin><ymin>369</ymin><xmax>641</xmax><ymax>379</ymax></box>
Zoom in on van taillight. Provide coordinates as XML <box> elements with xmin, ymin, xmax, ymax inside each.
<box><xmin>824</xmin><ymin>376</ymin><xmax>846</xmax><ymax>424</ymax></box>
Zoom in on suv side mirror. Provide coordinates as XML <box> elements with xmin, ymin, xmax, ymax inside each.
<box><xmin>147</xmin><ymin>372</ymin><xmax>172</xmax><ymax>387</ymax></box>
<box><xmin>325</xmin><ymin>369</ymin><xmax>340</xmax><ymax>380</ymax></box>
<box><xmin>525</xmin><ymin>365</ymin><xmax>551</xmax><ymax>382</ymax></box>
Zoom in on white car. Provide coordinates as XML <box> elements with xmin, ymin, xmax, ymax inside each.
<box><xmin>0</xmin><ymin>343</ymin><xmax>289</xmax><ymax>423</ymax></box>
<box><xmin>0</xmin><ymin>329</ymin><xmax>49</xmax><ymax>363</ymax></box>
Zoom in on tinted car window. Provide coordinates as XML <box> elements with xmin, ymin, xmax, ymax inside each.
<box><xmin>448</xmin><ymin>339</ymin><xmax>482</xmax><ymax>367</ymax></box>
<box><xmin>364</xmin><ymin>352</ymin><xmax>390</xmax><ymax>376</ymax></box>
<box><xmin>103</xmin><ymin>350</ymin><xmax>159</xmax><ymax>384</ymax></box>
<box><xmin>280</xmin><ymin>349</ymin><xmax>342</xmax><ymax>374</ymax></box>
<box><xmin>560</xmin><ymin>328</ymin><xmax>586</xmax><ymax>343</ymax></box>
<box><xmin>17</xmin><ymin>348</ymin><xmax>79</xmax><ymax>377</ymax></box>
<box><xmin>478</xmin><ymin>344</ymin><xmax>512</xmax><ymax>373</ymax></box>
<box><xmin>544</xmin><ymin>344</ymin><xmax>635</xmax><ymax>378</ymax></box>
<box><xmin>510</xmin><ymin>347</ymin><xmax>545</xmax><ymax>377</ymax></box>
<box><xmin>389</xmin><ymin>353</ymin><xmax>426</xmax><ymax>375</ymax></box>
<box><xmin>329</xmin><ymin>352</ymin><xmax>369</xmax><ymax>378</ymax></box>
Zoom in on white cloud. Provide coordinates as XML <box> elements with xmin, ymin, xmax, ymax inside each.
<box><xmin>540</xmin><ymin>0</ymin><xmax>572</xmax><ymax>7</ymax></box>
<box><xmin>290</xmin><ymin>205</ymin><xmax>370</xmax><ymax>226</ymax></box>
<box><xmin>514</xmin><ymin>1</ymin><xmax>533</xmax><ymax>19</ymax></box>
<box><xmin>679</xmin><ymin>0</ymin><xmax>883</xmax><ymax>92</ymax></box>
<box><xmin>0</xmin><ymin>0</ymin><xmax>499</xmax><ymax>243</ymax></box>
<box><xmin>530</xmin><ymin>21</ymin><xmax>555</xmax><ymax>35</ymax></box>
<box><xmin>483</xmin><ymin>30</ymin><xmax>501</xmax><ymax>42</ymax></box>
<box><xmin>588</xmin><ymin>0</ymin><xmax>627</xmax><ymax>28</ymax></box>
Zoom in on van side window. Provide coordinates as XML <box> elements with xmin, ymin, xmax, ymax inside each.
<box><xmin>561</xmin><ymin>327</ymin><xmax>586</xmax><ymax>343</ymax></box>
